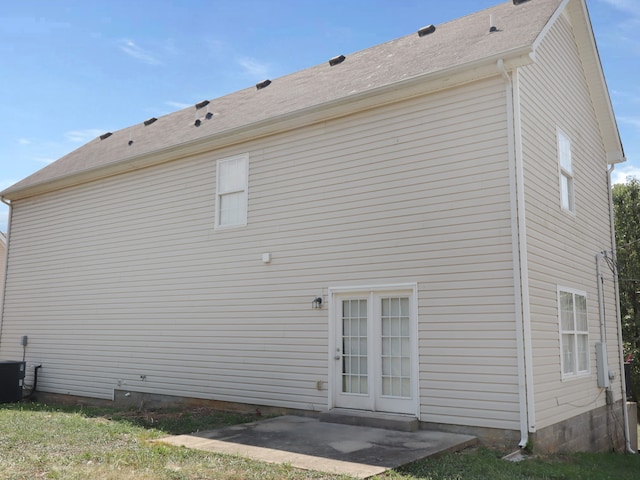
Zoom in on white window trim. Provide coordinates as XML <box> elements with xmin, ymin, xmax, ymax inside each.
<box><xmin>215</xmin><ymin>153</ymin><xmax>249</xmax><ymax>229</ymax></box>
<box><xmin>557</xmin><ymin>286</ymin><xmax>590</xmax><ymax>380</ymax></box>
<box><xmin>557</xmin><ymin>127</ymin><xmax>575</xmax><ymax>214</ymax></box>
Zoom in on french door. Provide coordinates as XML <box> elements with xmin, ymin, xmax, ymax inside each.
<box><xmin>330</xmin><ymin>285</ymin><xmax>418</xmax><ymax>416</ymax></box>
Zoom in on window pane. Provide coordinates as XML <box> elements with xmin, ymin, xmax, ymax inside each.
<box><xmin>575</xmin><ymin>295</ymin><xmax>588</xmax><ymax>331</ymax></box>
<box><xmin>382</xmin><ymin>377</ymin><xmax>391</xmax><ymax>396</ymax></box>
<box><xmin>382</xmin><ymin>298</ymin><xmax>390</xmax><ymax>317</ymax></box>
<box><xmin>390</xmin><ymin>298</ymin><xmax>400</xmax><ymax>316</ymax></box>
<box><xmin>350</xmin><ymin>357</ymin><xmax>358</xmax><ymax>375</ymax></box>
<box><xmin>359</xmin><ymin>317</ymin><xmax>367</xmax><ymax>336</ymax></box>
<box><xmin>577</xmin><ymin>334</ymin><xmax>589</xmax><ymax>371</ymax></box>
<box><xmin>382</xmin><ymin>337</ymin><xmax>390</xmax><ymax>356</ymax></box>
<box><xmin>360</xmin><ymin>357</ymin><xmax>367</xmax><ymax>375</ymax></box>
<box><xmin>560</xmin><ymin>291</ymin><xmax>574</xmax><ymax>331</ymax></box>
<box><xmin>401</xmin><ymin>338</ymin><xmax>410</xmax><ymax>356</ymax></box>
<box><xmin>344</xmin><ymin>317</ymin><xmax>352</xmax><ymax>337</ymax></box>
<box><xmin>350</xmin><ymin>300</ymin><xmax>359</xmax><ymax>318</ymax></box>
<box><xmin>401</xmin><ymin>317</ymin><xmax>410</xmax><ymax>336</ymax></box>
<box><xmin>360</xmin><ymin>377</ymin><xmax>368</xmax><ymax>395</ymax></box>
<box><xmin>563</xmin><ymin>333</ymin><xmax>575</xmax><ymax>374</ymax></box>
<box><xmin>216</xmin><ymin>156</ymin><xmax>247</xmax><ymax>228</ymax></box>
<box><xmin>401</xmin><ymin>378</ymin><xmax>411</xmax><ymax>397</ymax></box>
<box><xmin>391</xmin><ymin>338</ymin><xmax>401</xmax><ymax>356</ymax></box>
<box><xmin>401</xmin><ymin>357</ymin><xmax>410</xmax><ymax>376</ymax></box>
<box><xmin>219</xmin><ymin>157</ymin><xmax>246</xmax><ymax>192</ymax></box>
<box><xmin>382</xmin><ymin>357</ymin><xmax>390</xmax><ymax>376</ymax></box>
<box><xmin>392</xmin><ymin>378</ymin><xmax>401</xmax><ymax>396</ymax></box>
<box><xmin>400</xmin><ymin>297</ymin><xmax>409</xmax><ymax>316</ymax></box>
<box><xmin>561</xmin><ymin>174</ymin><xmax>573</xmax><ymax>211</ymax></box>
<box><xmin>559</xmin><ymin>132</ymin><xmax>572</xmax><ymax>173</ymax></box>
<box><xmin>219</xmin><ymin>192</ymin><xmax>245</xmax><ymax>226</ymax></box>
<box><xmin>381</xmin><ymin>295</ymin><xmax>411</xmax><ymax>398</ymax></box>
<box><xmin>341</xmin><ymin>298</ymin><xmax>367</xmax><ymax>395</ymax></box>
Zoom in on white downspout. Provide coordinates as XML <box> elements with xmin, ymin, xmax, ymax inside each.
<box><xmin>499</xmin><ymin>58</ymin><xmax>535</xmax><ymax>448</ymax></box>
<box><xmin>596</xmin><ymin>252</ymin><xmax>606</xmax><ymax>345</ymax></box>
<box><xmin>0</xmin><ymin>197</ymin><xmax>12</xmax><ymax>347</ymax></box>
<box><xmin>606</xmin><ymin>165</ymin><xmax>634</xmax><ymax>453</ymax></box>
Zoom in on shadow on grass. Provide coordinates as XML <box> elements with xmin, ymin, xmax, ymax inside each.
<box><xmin>1</xmin><ymin>400</ymin><xmax>262</xmax><ymax>435</ymax></box>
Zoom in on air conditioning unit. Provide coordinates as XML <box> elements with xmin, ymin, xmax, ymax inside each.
<box><xmin>0</xmin><ymin>361</ymin><xmax>26</xmax><ymax>403</ymax></box>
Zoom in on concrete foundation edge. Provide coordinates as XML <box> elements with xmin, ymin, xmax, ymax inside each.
<box><xmin>530</xmin><ymin>400</ymin><xmax>637</xmax><ymax>454</ymax></box>
<box><xmin>29</xmin><ymin>391</ymin><xmax>637</xmax><ymax>453</ymax></box>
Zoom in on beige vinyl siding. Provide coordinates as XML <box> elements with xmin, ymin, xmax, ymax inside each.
<box><xmin>0</xmin><ymin>76</ymin><xmax>519</xmax><ymax>429</ymax></box>
<box><xmin>0</xmin><ymin>233</ymin><xmax>5</xmax><ymax>294</ymax></box>
<box><xmin>518</xmin><ymin>14</ymin><xmax>621</xmax><ymax>430</ymax></box>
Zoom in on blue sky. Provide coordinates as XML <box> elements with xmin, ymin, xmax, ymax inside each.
<box><xmin>0</xmin><ymin>0</ymin><xmax>637</xmax><ymax>233</ymax></box>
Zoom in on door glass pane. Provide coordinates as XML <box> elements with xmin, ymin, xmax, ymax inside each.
<box><xmin>381</xmin><ymin>296</ymin><xmax>411</xmax><ymax>398</ymax></box>
<box><xmin>390</xmin><ymin>298</ymin><xmax>400</xmax><ymax>316</ymax></box>
<box><xmin>401</xmin><ymin>378</ymin><xmax>411</xmax><ymax>397</ymax></box>
<box><xmin>342</xmin><ymin>299</ymin><xmax>368</xmax><ymax>395</ymax></box>
<box><xmin>382</xmin><ymin>357</ymin><xmax>390</xmax><ymax>375</ymax></box>
<box><xmin>359</xmin><ymin>337</ymin><xmax>367</xmax><ymax>356</ymax></box>
<box><xmin>382</xmin><ymin>337</ymin><xmax>390</xmax><ymax>356</ymax></box>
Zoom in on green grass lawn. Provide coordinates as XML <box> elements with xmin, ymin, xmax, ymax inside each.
<box><xmin>1</xmin><ymin>402</ymin><xmax>639</xmax><ymax>480</ymax></box>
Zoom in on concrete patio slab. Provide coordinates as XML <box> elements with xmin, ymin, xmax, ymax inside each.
<box><xmin>157</xmin><ymin>415</ymin><xmax>477</xmax><ymax>478</ymax></box>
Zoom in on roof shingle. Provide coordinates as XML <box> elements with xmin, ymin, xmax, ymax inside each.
<box><xmin>2</xmin><ymin>0</ymin><xmax>564</xmax><ymax>198</ymax></box>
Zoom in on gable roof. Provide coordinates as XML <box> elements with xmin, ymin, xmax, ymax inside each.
<box><xmin>2</xmin><ymin>0</ymin><xmax>621</xmax><ymax>201</ymax></box>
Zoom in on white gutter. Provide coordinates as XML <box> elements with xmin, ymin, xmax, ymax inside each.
<box><xmin>498</xmin><ymin>58</ymin><xmax>535</xmax><ymax>448</ymax></box>
<box><xmin>0</xmin><ymin>197</ymin><xmax>12</xmax><ymax>348</ymax></box>
<box><xmin>607</xmin><ymin>165</ymin><xmax>635</xmax><ymax>453</ymax></box>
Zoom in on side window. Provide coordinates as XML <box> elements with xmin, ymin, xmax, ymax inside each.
<box><xmin>558</xmin><ymin>287</ymin><xmax>589</xmax><ymax>378</ymax></box>
<box><xmin>558</xmin><ymin>129</ymin><xmax>574</xmax><ymax>213</ymax></box>
<box><xmin>215</xmin><ymin>154</ymin><xmax>248</xmax><ymax>228</ymax></box>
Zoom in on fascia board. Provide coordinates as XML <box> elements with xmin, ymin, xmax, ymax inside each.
<box><xmin>2</xmin><ymin>48</ymin><xmax>534</xmax><ymax>201</ymax></box>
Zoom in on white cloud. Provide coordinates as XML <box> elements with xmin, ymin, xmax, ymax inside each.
<box><xmin>17</xmin><ymin>138</ymin><xmax>30</xmax><ymax>145</ymax></box>
<box><xmin>119</xmin><ymin>39</ymin><xmax>162</xmax><ymax>66</ymax></box>
<box><xmin>65</xmin><ymin>129</ymin><xmax>104</xmax><ymax>143</ymax></box>
<box><xmin>619</xmin><ymin>116</ymin><xmax>640</xmax><ymax>130</ymax></box>
<box><xmin>0</xmin><ymin>179</ymin><xmax>18</xmax><ymax>191</ymax></box>
<box><xmin>611</xmin><ymin>90</ymin><xmax>640</xmax><ymax>104</ymax></box>
<box><xmin>165</xmin><ymin>100</ymin><xmax>192</xmax><ymax>110</ymax></box>
<box><xmin>33</xmin><ymin>156</ymin><xmax>57</xmax><ymax>165</ymax></box>
<box><xmin>612</xmin><ymin>166</ymin><xmax>640</xmax><ymax>184</ymax></box>
<box><xmin>236</xmin><ymin>56</ymin><xmax>270</xmax><ymax>79</ymax></box>
<box><xmin>600</xmin><ymin>0</ymin><xmax>640</xmax><ymax>17</ymax></box>
<box><xmin>205</xmin><ymin>38</ymin><xmax>228</xmax><ymax>56</ymax></box>
<box><xmin>0</xmin><ymin>17</ymin><xmax>70</xmax><ymax>35</ymax></box>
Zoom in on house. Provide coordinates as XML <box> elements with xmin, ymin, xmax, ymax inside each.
<box><xmin>0</xmin><ymin>231</ymin><xmax>5</xmax><ymax>295</ymax></box>
<box><xmin>0</xmin><ymin>0</ymin><xmax>632</xmax><ymax>453</ymax></box>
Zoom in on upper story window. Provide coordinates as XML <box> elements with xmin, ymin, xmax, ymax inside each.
<box><xmin>558</xmin><ymin>287</ymin><xmax>589</xmax><ymax>378</ymax></box>
<box><xmin>216</xmin><ymin>154</ymin><xmax>248</xmax><ymax>228</ymax></box>
<box><xmin>558</xmin><ymin>129</ymin><xmax>574</xmax><ymax>213</ymax></box>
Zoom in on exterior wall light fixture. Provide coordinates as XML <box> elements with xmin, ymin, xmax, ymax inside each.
<box><xmin>312</xmin><ymin>297</ymin><xmax>323</xmax><ymax>309</ymax></box>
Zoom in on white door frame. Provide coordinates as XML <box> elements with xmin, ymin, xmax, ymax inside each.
<box><xmin>328</xmin><ymin>283</ymin><xmax>420</xmax><ymax>417</ymax></box>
